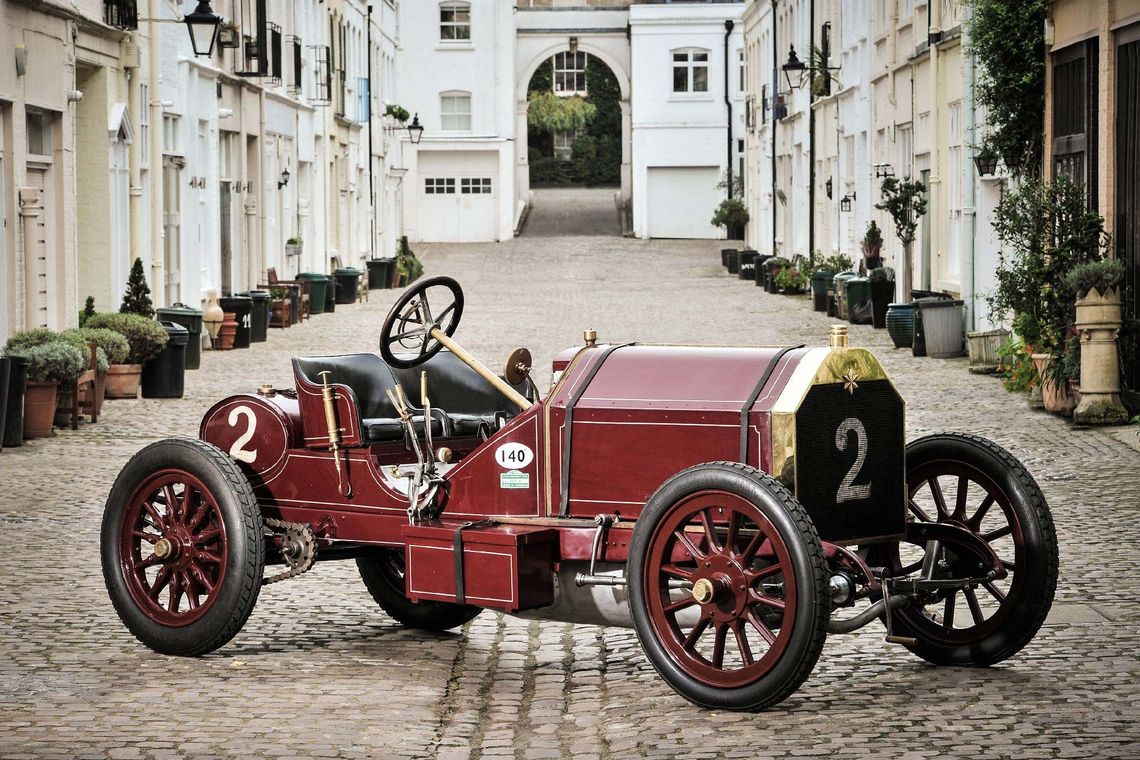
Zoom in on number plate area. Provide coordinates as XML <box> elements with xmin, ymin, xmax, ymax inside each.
<box><xmin>793</xmin><ymin>379</ymin><xmax>906</xmax><ymax>543</ymax></box>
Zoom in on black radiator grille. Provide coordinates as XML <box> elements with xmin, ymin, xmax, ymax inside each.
<box><xmin>793</xmin><ymin>380</ymin><xmax>906</xmax><ymax>543</ymax></box>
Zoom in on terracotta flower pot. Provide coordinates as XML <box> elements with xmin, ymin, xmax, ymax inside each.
<box><xmin>1030</xmin><ymin>354</ymin><xmax>1075</xmax><ymax>416</ymax></box>
<box><xmin>105</xmin><ymin>364</ymin><xmax>142</xmax><ymax>399</ymax></box>
<box><xmin>215</xmin><ymin>312</ymin><xmax>238</xmax><ymax>350</ymax></box>
<box><xmin>23</xmin><ymin>381</ymin><xmax>59</xmax><ymax>438</ymax></box>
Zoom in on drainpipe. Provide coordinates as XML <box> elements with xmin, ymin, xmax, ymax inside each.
<box><xmin>771</xmin><ymin>1</ymin><xmax>778</xmax><ymax>256</ymax></box>
<box><xmin>962</xmin><ymin>3</ymin><xmax>977</xmax><ymax>330</ymax></box>
<box><xmin>808</xmin><ymin>1</ymin><xmax>816</xmax><ymax>268</ymax></box>
<box><xmin>724</xmin><ymin>19</ymin><xmax>735</xmax><ymax>199</ymax></box>
<box><xmin>147</xmin><ymin>0</ymin><xmax>162</xmax><ymax>303</ymax></box>
<box><xmin>367</xmin><ymin>4</ymin><xmax>376</xmax><ymax>259</ymax></box>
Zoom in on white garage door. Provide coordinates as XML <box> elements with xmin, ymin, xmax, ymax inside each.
<box><xmin>647</xmin><ymin>166</ymin><xmax>721</xmax><ymax>239</ymax></box>
<box><xmin>418</xmin><ymin>151</ymin><xmax>498</xmax><ymax>242</ymax></box>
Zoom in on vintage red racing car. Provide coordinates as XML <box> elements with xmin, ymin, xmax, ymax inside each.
<box><xmin>101</xmin><ymin>276</ymin><xmax>1059</xmax><ymax>710</ymax></box>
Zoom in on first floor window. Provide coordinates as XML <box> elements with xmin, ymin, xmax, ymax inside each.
<box><xmin>440</xmin><ymin>2</ymin><xmax>470</xmax><ymax>41</ymax></box>
<box><xmin>440</xmin><ymin>92</ymin><xmax>472</xmax><ymax>131</ymax></box>
<box><xmin>673</xmin><ymin>49</ymin><xmax>709</xmax><ymax>93</ymax></box>
<box><xmin>554</xmin><ymin>51</ymin><xmax>587</xmax><ymax>95</ymax></box>
<box><xmin>553</xmin><ymin>130</ymin><xmax>577</xmax><ymax>160</ymax></box>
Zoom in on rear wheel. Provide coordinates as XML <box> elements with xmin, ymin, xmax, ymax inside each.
<box><xmin>357</xmin><ymin>550</ymin><xmax>482</xmax><ymax>631</ymax></box>
<box><xmin>101</xmin><ymin>438</ymin><xmax>265</xmax><ymax>656</ymax></box>
<box><xmin>867</xmin><ymin>433</ymin><xmax>1058</xmax><ymax>666</ymax></box>
<box><xmin>628</xmin><ymin>462</ymin><xmax>829</xmax><ymax>711</ymax></box>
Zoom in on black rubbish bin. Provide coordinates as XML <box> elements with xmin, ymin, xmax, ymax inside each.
<box><xmin>239</xmin><ymin>290</ymin><xmax>271</xmax><ymax>343</ymax></box>
<box><xmin>219</xmin><ymin>295</ymin><xmax>254</xmax><ymax>348</ymax></box>
<box><xmin>297</xmin><ymin>274</ymin><xmax>329</xmax><ymax>315</ymax></box>
<box><xmin>721</xmin><ymin>248</ymin><xmax>738</xmax><ymax>270</ymax></box>
<box><xmin>754</xmin><ymin>254</ymin><xmax>774</xmax><ymax>288</ymax></box>
<box><xmin>2</xmin><ymin>358</ymin><xmax>27</xmax><ymax>448</ymax></box>
<box><xmin>366</xmin><ymin>259</ymin><xmax>394</xmax><ymax>289</ymax></box>
<box><xmin>738</xmin><ymin>251</ymin><xmax>758</xmax><ymax>281</ymax></box>
<box><xmin>141</xmin><ymin>322</ymin><xmax>189</xmax><ymax>399</ymax></box>
<box><xmin>325</xmin><ymin>276</ymin><xmax>337</xmax><ymax>313</ymax></box>
<box><xmin>156</xmin><ymin>303</ymin><xmax>203</xmax><ymax>370</ymax></box>
<box><xmin>0</xmin><ymin>357</ymin><xmax>9</xmax><ymax>452</ymax></box>
<box><xmin>333</xmin><ymin>268</ymin><xmax>361</xmax><ymax>304</ymax></box>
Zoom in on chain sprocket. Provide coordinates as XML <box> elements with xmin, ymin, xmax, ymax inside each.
<box><xmin>263</xmin><ymin>518</ymin><xmax>317</xmax><ymax>585</ymax></box>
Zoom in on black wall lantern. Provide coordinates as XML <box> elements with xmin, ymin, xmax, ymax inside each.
<box><xmin>840</xmin><ymin>192</ymin><xmax>856</xmax><ymax>212</ymax></box>
<box><xmin>184</xmin><ymin>1</ymin><xmax>223</xmax><ymax>57</ymax></box>
<box><xmin>973</xmin><ymin>151</ymin><xmax>999</xmax><ymax>177</ymax></box>
<box><xmin>781</xmin><ymin>45</ymin><xmax>808</xmax><ymax>91</ymax></box>
<box><xmin>407</xmin><ymin>114</ymin><xmax>424</xmax><ymax>144</ymax></box>
<box><xmin>278</xmin><ymin>167</ymin><xmax>290</xmax><ymax>189</ymax></box>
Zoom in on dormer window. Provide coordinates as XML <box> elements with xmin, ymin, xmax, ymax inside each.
<box><xmin>673</xmin><ymin>48</ymin><xmax>709</xmax><ymax>93</ymax></box>
<box><xmin>440</xmin><ymin>2</ymin><xmax>470</xmax><ymax>42</ymax></box>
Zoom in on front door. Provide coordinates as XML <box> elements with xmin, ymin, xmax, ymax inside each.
<box><xmin>162</xmin><ymin>156</ymin><xmax>183</xmax><ymax>305</ymax></box>
<box><xmin>24</xmin><ymin>167</ymin><xmax>50</xmax><ymax>328</ymax></box>
<box><xmin>220</xmin><ymin>181</ymin><xmax>233</xmax><ymax>296</ymax></box>
<box><xmin>1118</xmin><ymin>25</ymin><xmax>1140</xmax><ymax>395</ymax></box>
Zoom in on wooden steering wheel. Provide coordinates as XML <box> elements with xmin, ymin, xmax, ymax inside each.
<box><xmin>380</xmin><ymin>276</ymin><xmax>465</xmax><ymax>369</ymax></box>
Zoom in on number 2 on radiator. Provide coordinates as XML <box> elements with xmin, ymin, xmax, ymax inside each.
<box><xmin>835</xmin><ymin>417</ymin><xmax>871</xmax><ymax>503</ymax></box>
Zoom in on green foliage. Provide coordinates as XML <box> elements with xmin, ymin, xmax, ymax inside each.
<box><xmin>966</xmin><ymin>0</ymin><xmax>1046</xmax><ymax>176</ymax></box>
<box><xmin>80</xmin><ymin>296</ymin><xmax>96</xmax><ymax>327</ymax></box>
<box><xmin>875</xmin><ymin>178</ymin><xmax>927</xmax><ymax>247</ymax></box>
<box><xmin>84</xmin><ymin>312</ymin><xmax>168</xmax><ymax>365</ymax></box>
<box><xmin>528</xmin><ymin>92</ymin><xmax>597</xmax><ymax>133</ymax></box>
<box><xmin>384</xmin><ymin>104</ymin><xmax>410</xmax><ymax>123</ymax></box>
<box><xmin>862</xmin><ymin>221</ymin><xmax>883</xmax><ymax>252</ymax></box>
<box><xmin>1064</xmin><ymin>258</ymin><xmax>1126</xmax><ymax>299</ymax></box>
<box><xmin>996</xmin><ymin>336</ymin><xmax>1039</xmax><ymax>393</ymax></box>
<box><xmin>65</xmin><ymin>327</ymin><xmax>128</xmax><ymax>367</ymax></box>
<box><xmin>775</xmin><ymin>268</ymin><xmax>809</xmax><ymax>293</ymax></box>
<box><xmin>13</xmin><ymin>341</ymin><xmax>87</xmax><ymax>385</ymax></box>
<box><xmin>717</xmin><ymin>169</ymin><xmax>745</xmax><ymax>198</ymax></box>
<box><xmin>396</xmin><ymin>237</ymin><xmax>424</xmax><ymax>282</ymax></box>
<box><xmin>528</xmin><ymin>59</ymin><xmax>553</xmax><ymax>94</ymax></box>
<box><xmin>987</xmin><ymin>175</ymin><xmax>1109</xmax><ymax>359</ymax></box>
<box><xmin>120</xmin><ymin>258</ymin><xmax>155</xmax><ymax>318</ymax></box>
<box><xmin>4</xmin><ymin>328</ymin><xmax>64</xmax><ymax>355</ymax></box>
<box><xmin>711</xmin><ymin>198</ymin><xmax>750</xmax><ymax>231</ymax></box>
<box><xmin>286</xmin><ymin>236</ymin><xmax>302</xmax><ymax>246</ymax></box>
<box><xmin>869</xmin><ymin>266</ymin><xmax>895</xmax><ymax>283</ymax></box>
<box><xmin>818</xmin><ymin>253</ymin><xmax>854</xmax><ymax>275</ymax></box>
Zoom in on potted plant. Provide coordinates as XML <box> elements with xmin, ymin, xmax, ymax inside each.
<box><xmin>876</xmin><ymin>178</ymin><xmax>927</xmax><ymax>348</ymax></box>
<box><xmin>120</xmin><ymin>257</ymin><xmax>155</xmax><ymax>318</ymax></box>
<box><xmin>1065</xmin><ymin>258</ymin><xmax>1128</xmax><ymax>424</ymax></box>
<box><xmin>774</xmin><ymin>267</ymin><xmax>808</xmax><ymax>295</ymax></box>
<box><xmin>2</xmin><ymin>339</ymin><xmax>86</xmax><ymax>438</ymax></box>
<box><xmin>384</xmin><ymin>103</ymin><xmax>411</xmax><ymax>124</ymax></box>
<box><xmin>764</xmin><ymin>257</ymin><xmax>790</xmax><ymax>294</ymax></box>
<box><xmin>967</xmin><ymin>327</ymin><xmax>1011</xmax><ymax>374</ymax></box>
<box><xmin>860</xmin><ymin>221</ymin><xmax>884</xmax><ymax>272</ymax></box>
<box><xmin>84</xmin><ymin>313</ymin><xmax>169</xmax><ymax>399</ymax></box>
<box><xmin>286</xmin><ymin>236</ymin><xmax>303</xmax><ymax>258</ymax></box>
<box><xmin>711</xmin><ymin>197</ymin><xmax>749</xmax><ymax>242</ymax></box>
<box><xmin>868</xmin><ymin>266</ymin><xmax>895</xmax><ymax>328</ymax></box>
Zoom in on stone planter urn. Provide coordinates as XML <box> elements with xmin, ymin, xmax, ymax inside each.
<box><xmin>1073</xmin><ymin>287</ymin><xmax>1128</xmax><ymax>424</ymax></box>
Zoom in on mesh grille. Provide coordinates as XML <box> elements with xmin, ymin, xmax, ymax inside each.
<box><xmin>793</xmin><ymin>380</ymin><xmax>906</xmax><ymax>542</ymax></box>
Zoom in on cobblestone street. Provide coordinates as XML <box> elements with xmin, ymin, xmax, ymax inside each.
<box><xmin>2</xmin><ymin>195</ymin><xmax>1140</xmax><ymax>759</ymax></box>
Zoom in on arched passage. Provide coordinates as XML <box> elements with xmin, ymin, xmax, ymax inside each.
<box><xmin>514</xmin><ymin>35</ymin><xmax>632</xmax><ymax>232</ymax></box>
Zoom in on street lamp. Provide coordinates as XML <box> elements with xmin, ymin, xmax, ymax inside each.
<box><xmin>184</xmin><ymin>1</ymin><xmax>222</xmax><ymax>57</ymax></box>
<box><xmin>278</xmin><ymin>166</ymin><xmax>291</xmax><ymax>189</ymax></box>
<box><xmin>407</xmin><ymin>114</ymin><xmax>424</xmax><ymax>144</ymax></box>
<box><xmin>973</xmin><ymin>151</ymin><xmax>999</xmax><ymax>177</ymax></box>
<box><xmin>781</xmin><ymin>45</ymin><xmax>808</xmax><ymax>91</ymax></box>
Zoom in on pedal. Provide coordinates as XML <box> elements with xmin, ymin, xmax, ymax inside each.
<box><xmin>885</xmin><ymin>635</ymin><xmax>918</xmax><ymax>646</ymax></box>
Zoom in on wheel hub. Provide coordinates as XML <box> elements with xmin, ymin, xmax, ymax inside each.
<box><xmin>694</xmin><ymin>555</ymin><xmax>750</xmax><ymax>622</ymax></box>
<box><xmin>153</xmin><ymin>537</ymin><xmax>173</xmax><ymax>560</ymax></box>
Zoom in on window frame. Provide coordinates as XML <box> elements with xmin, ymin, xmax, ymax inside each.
<box><xmin>672</xmin><ymin>48</ymin><xmax>711</xmax><ymax>96</ymax></box>
<box><xmin>440</xmin><ymin>91</ymin><xmax>472</xmax><ymax>132</ymax></box>
<box><xmin>553</xmin><ymin>51</ymin><xmax>588</xmax><ymax>96</ymax></box>
<box><xmin>439</xmin><ymin>2</ymin><xmax>471</xmax><ymax>44</ymax></box>
<box><xmin>425</xmin><ymin>177</ymin><xmax>456</xmax><ymax>195</ymax></box>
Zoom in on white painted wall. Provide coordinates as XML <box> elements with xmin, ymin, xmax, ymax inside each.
<box><xmin>629</xmin><ymin>3</ymin><xmax>746</xmax><ymax>240</ymax></box>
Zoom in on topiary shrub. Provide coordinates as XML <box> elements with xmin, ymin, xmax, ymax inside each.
<box><xmin>11</xmin><ymin>341</ymin><xmax>88</xmax><ymax>385</ymax></box>
<box><xmin>120</xmin><ymin>258</ymin><xmax>155</xmax><ymax>318</ymax></box>
<box><xmin>84</xmin><ymin>313</ymin><xmax>168</xmax><ymax>365</ymax></box>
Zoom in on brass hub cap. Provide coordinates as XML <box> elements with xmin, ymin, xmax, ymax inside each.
<box><xmin>692</xmin><ymin>578</ymin><xmax>716</xmax><ymax>604</ymax></box>
<box><xmin>153</xmin><ymin>537</ymin><xmax>173</xmax><ymax>560</ymax></box>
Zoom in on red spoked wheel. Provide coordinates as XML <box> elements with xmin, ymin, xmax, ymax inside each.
<box><xmin>102</xmin><ymin>438</ymin><xmax>264</xmax><ymax>656</ymax></box>
<box><xmin>866</xmin><ymin>433</ymin><xmax>1058</xmax><ymax>666</ymax></box>
<box><xmin>628</xmin><ymin>462</ymin><xmax>829</xmax><ymax>711</ymax></box>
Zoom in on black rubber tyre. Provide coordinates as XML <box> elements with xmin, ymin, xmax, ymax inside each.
<box><xmin>101</xmin><ymin>438</ymin><xmax>265</xmax><ymax>656</ymax></box>
<box><xmin>869</xmin><ymin>433</ymin><xmax>1059</xmax><ymax>666</ymax></box>
<box><xmin>628</xmin><ymin>462</ymin><xmax>830</xmax><ymax>711</ymax></box>
<box><xmin>357</xmin><ymin>550</ymin><xmax>482</xmax><ymax>631</ymax></box>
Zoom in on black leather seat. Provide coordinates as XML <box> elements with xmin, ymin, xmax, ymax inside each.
<box><xmin>292</xmin><ymin>354</ymin><xmax>441</xmax><ymax>444</ymax></box>
<box><xmin>390</xmin><ymin>350</ymin><xmax>532</xmax><ymax>438</ymax></box>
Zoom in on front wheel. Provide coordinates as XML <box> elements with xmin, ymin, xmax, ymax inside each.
<box><xmin>866</xmin><ymin>433</ymin><xmax>1059</xmax><ymax>666</ymax></box>
<box><xmin>628</xmin><ymin>462</ymin><xmax>830</xmax><ymax>711</ymax></box>
<box><xmin>101</xmin><ymin>438</ymin><xmax>265</xmax><ymax>656</ymax></box>
<box><xmin>357</xmin><ymin>550</ymin><xmax>482</xmax><ymax>631</ymax></box>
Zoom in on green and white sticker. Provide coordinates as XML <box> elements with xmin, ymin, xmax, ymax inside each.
<box><xmin>500</xmin><ymin>469</ymin><xmax>530</xmax><ymax>489</ymax></box>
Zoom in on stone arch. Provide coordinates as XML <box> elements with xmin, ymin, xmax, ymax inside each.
<box><xmin>514</xmin><ymin>35</ymin><xmax>632</xmax><ymax>226</ymax></box>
